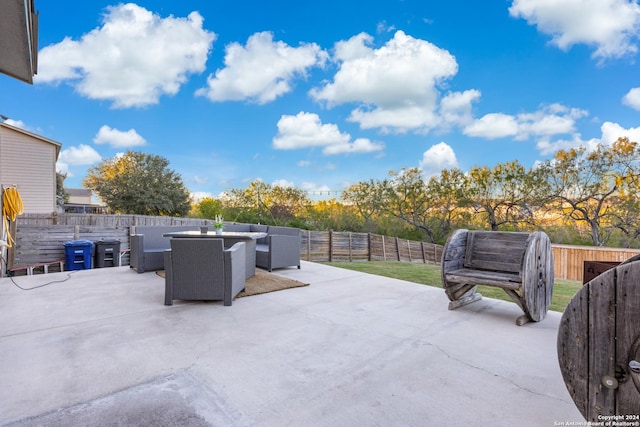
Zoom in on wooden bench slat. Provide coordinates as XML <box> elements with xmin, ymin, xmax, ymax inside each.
<box><xmin>446</xmin><ymin>268</ymin><xmax>521</xmax><ymax>290</ymax></box>
<box><xmin>464</xmin><ymin>231</ymin><xmax>528</xmax><ymax>273</ymax></box>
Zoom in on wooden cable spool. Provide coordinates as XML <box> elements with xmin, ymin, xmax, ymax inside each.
<box><xmin>557</xmin><ymin>258</ymin><xmax>640</xmax><ymax>419</ymax></box>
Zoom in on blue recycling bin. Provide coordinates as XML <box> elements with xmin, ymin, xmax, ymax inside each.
<box><xmin>63</xmin><ymin>240</ymin><xmax>93</xmax><ymax>270</ymax></box>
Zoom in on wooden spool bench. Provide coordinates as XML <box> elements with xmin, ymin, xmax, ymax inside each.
<box><xmin>441</xmin><ymin>229</ymin><xmax>554</xmax><ymax>326</ymax></box>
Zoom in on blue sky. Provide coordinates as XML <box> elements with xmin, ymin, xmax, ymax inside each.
<box><xmin>1</xmin><ymin>0</ymin><xmax>640</xmax><ymax>200</ymax></box>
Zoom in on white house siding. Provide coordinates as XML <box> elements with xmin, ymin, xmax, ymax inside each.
<box><xmin>0</xmin><ymin>125</ymin><xmax>60</xmax><ymax>214</ymax></box>
<box><xmin>66</xmin><ymin>189</ymin><xmax>93</xmax><ymax>205</ymax></box>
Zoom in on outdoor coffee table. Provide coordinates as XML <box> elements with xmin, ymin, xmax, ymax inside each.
<box><xmin>162</xmin><ymin>230</ymin><xmax>267</xmax><ymax>278</ymax></box>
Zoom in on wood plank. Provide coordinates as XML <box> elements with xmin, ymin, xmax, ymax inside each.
<box><xmin>522</xmin><ymin>232</ymin><xmax>554</xmax><ymax>322</ymax></box>
<box><xmin>463</xmin><ymin>231</ymin><xmax>529</xmax><ymax>273</ymax></box>
<box><xmin>615</xmin><ymin>261</ymin><xmax>640</xmax><ymax>415</ymax></box>
<box><xmin>445</xmin><ymin>269</ymin><xmax>521</xmax><ymax>290</ymax></box>
<box><xmin>557</xmin><ymin>279</ymin><xmax>589</xmax><ymax>418</ymax></box>
<box><xmin>588</xmin><ymin>269</ymin><xmax>617</xmax><ymax>419</ymax></box>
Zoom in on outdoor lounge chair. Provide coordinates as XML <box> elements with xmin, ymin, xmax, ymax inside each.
<box><xmin>255</xmin><ymin>226</ymin><xmax>301</xmax><ymax>272</ymax></box>
<box><xmin>163</xmin><ymin>238</ymin><xmax>246</xmax><ymax>306</ymax></box>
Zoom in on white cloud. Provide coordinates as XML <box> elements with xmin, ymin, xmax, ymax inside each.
<box><xmin>376</xmin><ymin>21</ymin><xmax>396</xmax><ymax>34</ymax></box>
<box><xmin>324</xmin><ymin>162</ymin><xmax>337</xmax><ymax>170</ymax></box>
<box><xmin>297</xmin><ymin>160</ymin><xmax>311</xmax><ymax>167</ymax></box>
<box><xmin>300</xmin><ymin>182</ymin><xmax>332</xmax><ymax>194</ymax></box>
<box><xmin>419</xmin><ymin>142</ymin><xmax>459</xmax><ymax>177</ymax></box>
<box><xmin>464</xmin><ymin>104</ymin><xmax>587</xmax><ymax>140</ymax></box>
<box><xmin>322</xmin><ymin>138</ymin><xmax>385</xmax><ymax>155</ymax></box>
<box><xmin>310</xmin><ymin>30</ymin><xmax>460</xmax><ymax>133</ymax></box>
<box><xmin>272</xmin><ymin>111</ymin><xmax>384</xmax><ymax>155</ymax></box>
<box><xmin>509</xmin><ymin>0</ymin><xmax>640</xmax><ymax>60</ymax></box>
<box><xmin>516</xmin><ymin>104</ymin><xmax>588</xmax><ymax>139</ymax></box>
<box><xmin>57</xmin><ymin>144</ymin><xmax>103</xmax><ymax>176</ymax></box>
<box><xmin>272</xmin><ymin>179</ymin><xmax>295</xmax><ymax>188</ymax></box>
<box><xmin>58</xmin><ymin>144</ymin><xmax>102</xmax><ymax>165</ymax></box>
<box><xmin>196</xmin><ymin>31</ymin><xmax>327</xmax><ymax>104</ymax></box>
<box><xmin>190</xmin><ymin>191</ymin><xmax>213</xmax><ymax>203</ymax></box>
<box><xmin>348</xmin><ymin>105</ymin><xmax>440</xmax><ymax>134</ymax></box>
<box><xmin>56</xmin><ymin>163</ymin><xmax>70</xmax><ymax>176</ymax></box>
<box><xmin>439</xmin><ymin>89</ymin><xmax>481</xmax><ymax>128</ymax></box>
<box><xmin>536</xmin><ymin>121</ymin><xmax>640</xmax><ymax>155</ymax></box>
<box><xmin>622</xmin><ymin>87</ymin><xmax>640</xmax><ymax>110</ymax></box>
<box><xmin>193</xmin><ymin>176</ymin><xmax>208</xmax><ymax>185</ymax></box>
<box><xmin>600</xmin><ymin>121</ymin><xmax>640</xmax><ymax>144</ymax></box>
<box><xmin>273</xmin><ymin>112</ymin><xmax>349</xmax><ymax>149</ymax></box>
<box><xmin>464</xmin><ymin>113</ymin><xmax>519</xmax><ymax>139</ymax></box>
<box><xmin>536</xmin><ymin>134</ymin><xmax>599</xmax><ymax>156</ymax></box>
<box><xmin>36</xmin><ymin>4</ymin><xmax>215</xmax><ymax>108</ymax></box>
<box><xmin>3</xmin><ymin>119</ymin><xmax>28</xmax><ymax>130</ymax></box>
<box><xmin>93</xmin><ymin>125</ymin><xmax>146</xmax><ymax>148</ymax></box>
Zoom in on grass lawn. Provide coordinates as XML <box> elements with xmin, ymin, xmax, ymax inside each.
<box><xmin>323</xmin><ymin>261</ymin><xmax>582</xmax><ymax>313</ymax></box>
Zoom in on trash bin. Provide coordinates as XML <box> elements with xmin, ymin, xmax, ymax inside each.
<box><xmin>63</xmin><ymin>240</ymin><xmax>93</xmax><ymax>271</ymax></box>
<box><xmin>94</xmin><ymin>239</ymin><xmax>121</xmax><ymax>268</ymax></box>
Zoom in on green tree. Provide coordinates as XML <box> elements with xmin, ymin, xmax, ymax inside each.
<box><xmin>266</xmin><ymin>185</ymin><xmax>311</xmax><ymax>222</ymax></box>
<box><xmin>341</xmin><ymin>179</ymin><xmax>386</xmax><ymax>232</ymax></box>
<box><xmin>192</xmin><ymin>197</ymin><xmax>224</xmax><ymax>219</ymax></box>
<box><xmin>424</xmin><ymin>168</ymin><xmax>469</xmax><ymax>240</ymax></box>
<box><xmin>464</xmin><ymin>161</ymin><xmax>545</xmax><ymax>231</ymax></box>
<box><xmin>82</xmin><ymin>151</ymin><xmax>191</xmax><ymax>216</ymax></box>
<box><xmin>342</xmin><ymin>168</ymin><xmax>469</xmax><ymax>243</ymax></box>
<box><xmin>540</xmin><ymin>138</ymin><xmax>640</xmax><ymax>246</ymax></box>
<box><xmin>224</xmin><ymin>180</ymin><xmax>311</xmax><ymax>225</ymax></box>
<box><xmin>381</xmin><ymin>168</ymin><xmax>437</xmax><ymax>242</ymax></box>
<box><xmin>56</xmin><ymin>172</ymin><xmax>68</xmax><ymax>210</ymax></box>
<box><xmin>305</xmin><ymin>198</ymin><xmax>364</xmax><ymax>231</ymax></box>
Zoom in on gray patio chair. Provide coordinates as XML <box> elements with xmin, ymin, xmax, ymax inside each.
<box><xmin>163</xmin><ymin>238</ymin><xmax>246</xmax><ymax>306</ymax></box>
<box><xmin>256</xmin><ymin>226</ymin><xmax>301</xmax><ymax>272</ymax></box>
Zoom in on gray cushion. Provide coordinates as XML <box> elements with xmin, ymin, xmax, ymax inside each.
<box><xmin>223</xmin><ymin>223</ymin><xmax>251</xmax><ymax>232</ymax></box>
<box><xmin>251</xmin><ymin>224</ymin><xmax>269</xmax><ymax>244</ymax></box>
<box><xmin>268</xmin><ymin>226</ymin><xmax>299</xmax><ymax>237</ymax></box>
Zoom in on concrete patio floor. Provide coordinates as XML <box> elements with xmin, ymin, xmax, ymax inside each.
<box><xmin>0</xmin><ymin>261</ymin><xmax>583</xmax><ymax>426</ymax></box>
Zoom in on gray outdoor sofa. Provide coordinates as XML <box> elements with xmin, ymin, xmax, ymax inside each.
<box><xmin>130</xmin><ymin>225</ymin><xmax>199</xmax><ymax>273</ymax></box>
<box><xmin>223</xmin><ymin>222</ymin><xmax>302</xmax><ymax>272</ymax></box>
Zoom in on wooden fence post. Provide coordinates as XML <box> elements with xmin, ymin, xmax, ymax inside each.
<box><xmin>382</xmin><ymin>235</ymin><xmax>386</xmax><ymax>260</ymax></box>
<box><xmin>329</xmin><ymin>230</ymin><xmax>333</xmax><ymax>262</ymax></box>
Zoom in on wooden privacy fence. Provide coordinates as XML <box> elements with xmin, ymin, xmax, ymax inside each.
<box><xmin>552</xmin><ymin>244</ymin><xmax>640</xmax><ymax>282</ymax></box>
<box><xmin>7</xmin><ymin>215</ymin><xmax>443</xmax><ymax>273</ymax></box>
<box><xmin>8</xmin><ymin>214</ymin><xmax>210</xmax><ymax>271</ymax></box>
<box><xmin>300</xmin><ymin>230</ymin><xmax>443</xmax><ymax>264</ymax></box>
<box><xmin>7</xmin><ymin>214</ymin><xmax>640</xmax><ymax>281</ymax></box>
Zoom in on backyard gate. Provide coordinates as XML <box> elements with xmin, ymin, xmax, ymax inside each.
<box><xmin>557</xmin><ymin>255</ymin><xmax>640</xmax><ymax>420</ymax></box>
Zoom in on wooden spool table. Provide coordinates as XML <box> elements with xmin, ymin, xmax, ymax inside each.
<box><xmin>557</xmin><ymin>256</ymin><xmax>640</xmax><ymax>420</ymax></box>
